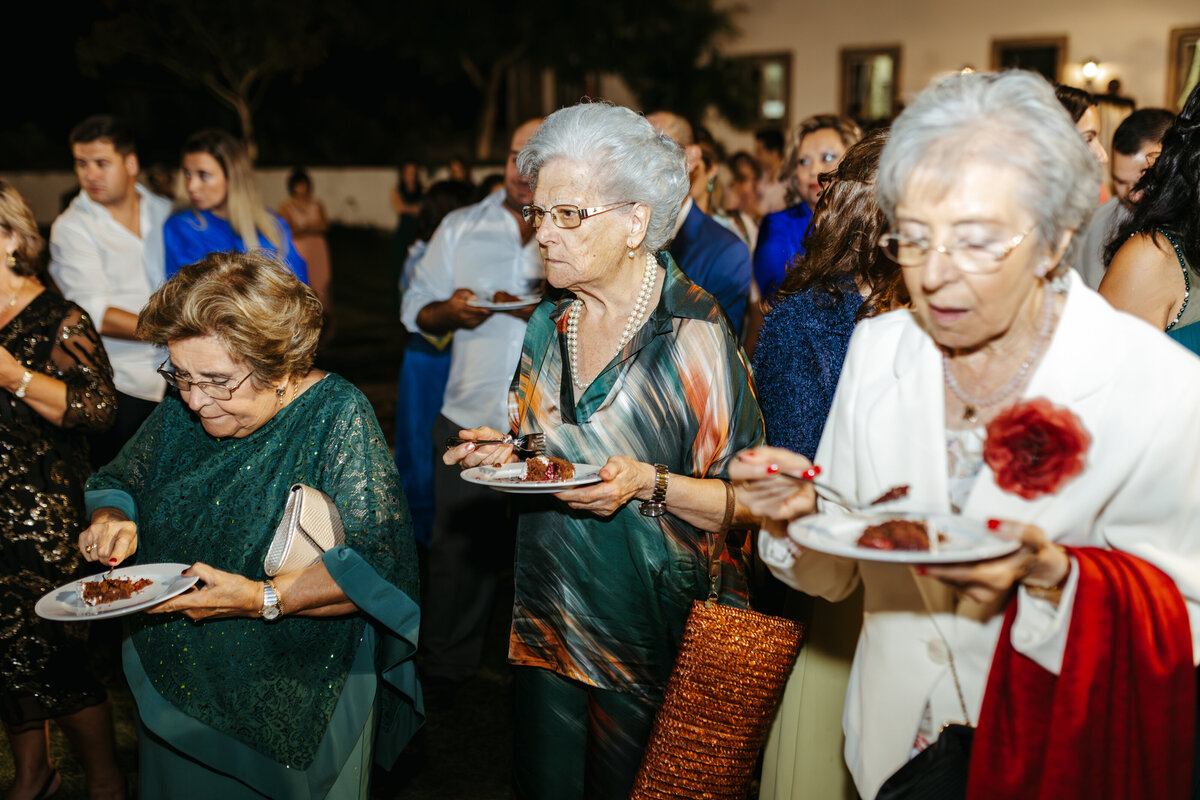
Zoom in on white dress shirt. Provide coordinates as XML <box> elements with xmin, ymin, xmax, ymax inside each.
<box><xmin>50</xmin><ymin>185</ymin><xmax>171</xmax><ymax>402</ymax></box>
<box><xmin>1075</xmin><ymin>197</ymin><xmax>1129</xmax><ymax>290</ymax></box>
<box><xmin>400</xmin><ymin>190</ymin><xmax>543</xmax><ymax>430</ymax></box>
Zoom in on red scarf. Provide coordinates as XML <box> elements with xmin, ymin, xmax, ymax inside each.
<box><xmin>967</xmin><ymin>548</ymin><xmax>1194</xmax><ymax>799</ymax></box>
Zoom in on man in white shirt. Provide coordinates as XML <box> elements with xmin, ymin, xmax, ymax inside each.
<box><xmin>50</xmin><ymin>115</ymin><xmax>171</xmax><ymax>468</ymax></box>
<box><xmin>401</xmin><ymin>117</ymin><xmax>544</xmax><ymax>688</ymax></box>
<box><xmin>1076</xmin><ymin>108</ymin><xmax>1174</xmax><ymax>289</ymax></box>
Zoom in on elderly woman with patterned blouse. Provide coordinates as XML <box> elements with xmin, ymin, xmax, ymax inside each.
<box><xmin>445</xmin><ymin>103</ymin><xmax>764</xmax><ymax>800</ymax></box>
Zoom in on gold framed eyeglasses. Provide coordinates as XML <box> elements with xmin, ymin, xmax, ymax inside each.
<box><xmin>521</xmin><ymin>201</ymin><xmax>636</xmax><ymax>230</ymax></box>
<box><xmin>878</xmin><ymin>228</ymin><xmax>1033</xmax><ymax>275</ymax></box>
<box><xmin>157</xmin><ymin>358</ymin><xmax>253</xmax><ymax>400</ymax></box>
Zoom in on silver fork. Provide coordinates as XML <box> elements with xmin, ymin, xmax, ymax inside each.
<box><xmin>444</xmin><ymin>432</ymin><xmax>546</xmax><ymax>455</ymax></box>
<box><xmin>775</xmin><ymin>470</ymin><xmax>863</xmax><ymax>511</ymax></box>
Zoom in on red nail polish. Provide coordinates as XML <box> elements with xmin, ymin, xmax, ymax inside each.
<box><xmin>914</xmin><ymin>566</ymin><xmax>928</xmax><ymax>575</ymax></box>
<box><xmin>801</xmin><ymin>466</ymin><xmax>819</xmax><ymax>480</ymax></box>
<box><xmin>766</xmin><ymin>463</ymin><xmax>780</xmax><ymax>474</ymax></box>
<box><xmin>987</xmin><ymin>518</ymin><xmax>1001</xmax><ymax>531</ymax></box>
<box><xmin>108</xmin><ymin>558</ymin><xmax>119</xmax><ymax>564</ymax></box>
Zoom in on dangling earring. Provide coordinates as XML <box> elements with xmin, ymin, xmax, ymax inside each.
<box><xmin>6</xmin><ymin>254</ymin><xmax>14</xmax><ymax>269</ymax></box>
<box><xmin>276</xmin><ymin>385</ymin><xmax>286</xmax><ymax>405</ymax></box>
<box><xmin>706</xmin><ymin>177</ymin><xmax>715</xmax><ymax>193</ymax></box>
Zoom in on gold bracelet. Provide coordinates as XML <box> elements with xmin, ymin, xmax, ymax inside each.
<box><xmin>1024</xmin><ymin>547</ymin><xmax>1071</xmax><ymax>602</ymax></box>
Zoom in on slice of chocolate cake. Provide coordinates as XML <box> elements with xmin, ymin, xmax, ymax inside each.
<box><xmin>524</xmin><ymin>455</ymin><xmax>575</xmax><ymax>482</ymax></box>
<box><xmin>79</xmin><ymin>576</ymin><xmax>154</xmax><ymax>606</ymax></box>
<box><xmin>857</xmin><ymin>519</ymin><xmax>931</xmax><ymax>551</ymax></box>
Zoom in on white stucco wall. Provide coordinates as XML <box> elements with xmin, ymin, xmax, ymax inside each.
<box><xmin>710</xmin><ymin>0</ymin><xmax>1198</xmax><ymax>149</ymax></box>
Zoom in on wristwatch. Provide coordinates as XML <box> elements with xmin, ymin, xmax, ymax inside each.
<box><xmin>260</xmin><ymin>579</ymin><xmax>283</xmax><ymax>621</ymax></box>
<box><xmin>639</xmin><ymin>464</ymin><xmax>670</xmax><ymax>517</ymax></box>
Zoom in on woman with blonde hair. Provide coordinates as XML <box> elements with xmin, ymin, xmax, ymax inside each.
<box><xmin>0</xmin><ymin>181</ymin><xmax>125</xmax><ymax>800</ymax></box>
<box><xmin>163</xmin><ymin>130</ymin><xmax>308</xmax><ymax>283</ymax></box>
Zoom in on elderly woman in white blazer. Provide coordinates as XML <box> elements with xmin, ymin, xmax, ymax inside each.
<box><xmin>732</xmin><ymin>71</ymin><xmax>1200</xmax><ymax>799</ymax></box>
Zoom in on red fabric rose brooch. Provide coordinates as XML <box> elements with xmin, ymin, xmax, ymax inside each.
<box><xmin>983</xmin><ymin>398</ymin><xmax>1091</xmax><ymax>500</ymax></box>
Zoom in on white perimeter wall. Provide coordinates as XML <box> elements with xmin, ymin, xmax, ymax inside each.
<box><xmin>709</xmin><ymin>0</ymin><xmax>1199</xmax><ymax>149</ymax></box>
<box><xmin>0</xmin><ymin>166</ymin><xmax>506</xmax><ymax>229</ymax></box>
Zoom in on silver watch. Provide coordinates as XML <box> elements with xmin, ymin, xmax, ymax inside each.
<box><xmin>260</xmin><ymin>580</ymin><xmax>282</xmax><ymax>621</ymax></box>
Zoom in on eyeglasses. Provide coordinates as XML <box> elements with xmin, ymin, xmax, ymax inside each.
<box><xmin>157</xmin><ymin>358</ymin><xmax>253</xmax><ymax>400</ymax></box>
<box><xmin>521</xmin><ymin>201</ymin><xmax>636</xmax><ymax>230</ymax></box>
<box><xmin>877</xmin><ymin>228</ymin><xmax>1033</xmax><ymax>275</ymax></box>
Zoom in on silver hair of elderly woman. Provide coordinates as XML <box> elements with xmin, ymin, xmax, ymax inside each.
<box><xmin>877</xmin><ymin>70</ymin><xmax>1101</xmax><ymax>276</ymax></box>
<box><xmin>516</xmin><ymin>102</ymin><xmax>690</xmax><ymax>254</ymax></box>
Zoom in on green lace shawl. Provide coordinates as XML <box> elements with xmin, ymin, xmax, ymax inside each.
<box><xmin>86</xmin><ymin>374</ymin><xmax>418</xmax><ymax>771</ymax></box>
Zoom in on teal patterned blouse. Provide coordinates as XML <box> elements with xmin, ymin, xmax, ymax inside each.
<box><xmin>507</xmin><ymin>254</ymin><xmax>765</xmax><ymax>696</ymax></box>
<box><xmin>86</xmin><ymin>374</ymin><xmax>420</xmax><ymax>795</ymax></box>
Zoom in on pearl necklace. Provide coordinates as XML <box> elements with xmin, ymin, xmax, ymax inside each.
<box><xmin>943</xmin><ymin>280</ymin><xmax>1056</xmax><ymax>423</ymax></box>
<box><xmin>567</xmin><ymin>252</ymin><xmax>657</xmax><ymax>390</ymax></box>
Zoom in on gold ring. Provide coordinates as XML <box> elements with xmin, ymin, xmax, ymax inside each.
<box><xmin>85</xmin><ymin>544</ymin><xmax>94</xmax><ymax>553</ymax></box>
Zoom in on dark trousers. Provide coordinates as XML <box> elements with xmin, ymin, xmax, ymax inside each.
<box><xmin>87</xmin><ymin>391</ymin><xmax>159</xmax><ymax>471</ymax></box>
<box><xmin>421</xmin><ymin>413</ymin><xmax>515</xmax><ymax>681</ymax></box>
<box><xmin>512</xmin><ymin>666</ymin><xmax>660</xmax><ymax>800</ymax></box>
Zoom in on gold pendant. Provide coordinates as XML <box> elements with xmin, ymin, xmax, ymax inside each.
<box><xmin>963</xmin><ymin>404</ymin><xmax>978</xmax><ymax>423</ymax></box>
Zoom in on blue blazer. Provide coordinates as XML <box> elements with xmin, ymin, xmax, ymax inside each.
<box><xmin>753</xmin><ymin>203</ymin><xmax>813</xmax><ymax>298</ymax></box>
<box><xmin>669</xmin><ymin>203</ymin><xmax>751</xmax><ymax>335</ymax></box>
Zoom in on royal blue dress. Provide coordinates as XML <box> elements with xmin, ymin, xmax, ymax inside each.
<box><xmin>163</xmin><ymin>209</ymin><xmax>308</xmax><ymax>283</ymax></box>
<box><xmin>753</xmin><ymin>203</ymin><xmax>813</xmax><ymax>299</ymax></box>
<box><xmin>752</xmin><ymin>285</ymin><xmax>863</xmax><ymax>459</ymax></box>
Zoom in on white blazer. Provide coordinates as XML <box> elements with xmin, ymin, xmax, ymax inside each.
<box><xmin>761</xmin><ymin>270</ymin><xmax>1200</xmax><ymax>798</ymax></box>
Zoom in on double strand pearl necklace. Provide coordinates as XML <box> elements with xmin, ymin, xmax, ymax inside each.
<box><xmin>566</xmin><ymin>252</ymin><xmax>657</xmax><ymax>390</ymax></box>
<box><xmin>943</xmin><ymin>280</ymin><xmax>1056</xmax><ymax>423</ymax></box>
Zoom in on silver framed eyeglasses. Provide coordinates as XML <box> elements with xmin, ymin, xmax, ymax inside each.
<box><xmin>157</xmin><ymin>358</ymin><xmax>253</xmax><ymax>400</ymax></box>
<box><xmin>878</xmin><ymin>228</ymin><xmax>1033</xmax><ymax>275</ymax></box>
<box><xmin>521</xmin><ymin>201</ymin><xmax>636</xmax><ymax>230</ymax></box>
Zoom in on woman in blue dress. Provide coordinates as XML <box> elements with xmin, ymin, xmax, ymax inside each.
<box><xmin>753</xmin><ymin>115</ymin><xmax>861</xmax><ymax>299</ymax></box>
<box><xmin>163</xmin><ymin>130</ymin><xmax>308</xmax><ymax>282</ymax></box>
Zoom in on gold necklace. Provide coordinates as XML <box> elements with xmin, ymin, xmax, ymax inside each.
<box><xmin>1</xmin><ymin>277</ymin><xmax>26</xmax><ymax>312</ymax></box>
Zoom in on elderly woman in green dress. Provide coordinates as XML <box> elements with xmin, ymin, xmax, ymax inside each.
<box><xmin>445</xmin><ymin>102</ymin><xmax>765</xmax><ymax>800</ymax></box>
<box><xmin>80</xmin><ymin>252</ymin><xmax>421</xmax><ymax>799</ymax></box>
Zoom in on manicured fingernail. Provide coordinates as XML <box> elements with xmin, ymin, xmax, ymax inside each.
<box><xmin>108</xmin><ymin>558</ymin><xmax>119</xmax><ymax>564</ymax></box>
<box><xmin>745</xmin><ymin>450</ymin><xmax>756</xmax><ymax>457</ymax></box>
<box><xmin>986</xmin><ymin>518</ymin><xmax>1001</xmax><ymax>531</ymax></box>
<box><xmin>801</xmin><ymin>466</ymin><xmax>819</xmax><ymax>480</ymax></box>
<box><xmin>766</xmin><ymin>463</ymin><xmax>779</xmax><ymax>474</ymax></box>
<box><xmin>914</xmin><ymin>566</ymin><xmax>928</xmax><ymax>575</ymax></box>
<box><xmin>465</xmin><ymin>443</ymin><xmax>475</xmax><ymax>452</ymax></box>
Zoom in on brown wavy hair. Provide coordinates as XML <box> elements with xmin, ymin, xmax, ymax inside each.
<box><xmin>137</xmin><ymin>251</ymin><xmax>322</xmax><ymax>388</ymax></box>
<box><xmin>775</xmin><ymin>128</ymin><xmax>906</xmax><ymax>319</ymax></box>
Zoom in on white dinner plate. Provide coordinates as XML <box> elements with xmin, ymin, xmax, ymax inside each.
<box><xmin>461</xmin><ymin>462</ymin><xmax>603</xmax><ymax>493</ymax></box>
<box><xmin>466</xmin><ymin>295</ymin><xmax>542</xmax><ymax>310</ymax></box>
<box><xmin>35</xmin><ymin>563</ymin><xmax>200</xmax><ymax>621</ymax></box>
<box><xmin>787</xmin><ymin>513</ymin><xmax>1022</xmax><ymax>564</ymax></box>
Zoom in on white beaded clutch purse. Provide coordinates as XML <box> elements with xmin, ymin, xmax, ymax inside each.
<box><xmin>263</xmin><ymin>484</ymin><xmax>346</xmax><ymax>576</ymax></box>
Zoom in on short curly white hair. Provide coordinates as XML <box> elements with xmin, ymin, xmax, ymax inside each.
<box><xmin>878</xmin><ymin>70</ymin><xmax>1101</xmax><ymax>275</ymax></box>
<box><xmin>516</xmin><ymin>102</ymin><xmax>690</xmax><ymax>253</ymax></box>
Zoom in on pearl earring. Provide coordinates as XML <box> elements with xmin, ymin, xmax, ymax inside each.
<box><xmin>276</xmin><ymin>385</ymin><xmax>286</xmax><ymax>405</ymax></box>
<box><xmin>627</xmin><ymin>250</ymin><xmax>636</xmax><ymax>259</ymax></box>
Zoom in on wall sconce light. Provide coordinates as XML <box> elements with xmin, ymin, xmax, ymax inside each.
<box><xmin>1081</xmin><ymin>59</ymin><xmax>1100</xmax><ymax>80</ymax></box>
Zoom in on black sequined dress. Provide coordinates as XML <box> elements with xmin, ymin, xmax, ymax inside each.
<box><xmin>0</xmin><ymin>289</ymin><xmax>115</xmax><ymax>727</ymax></box>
